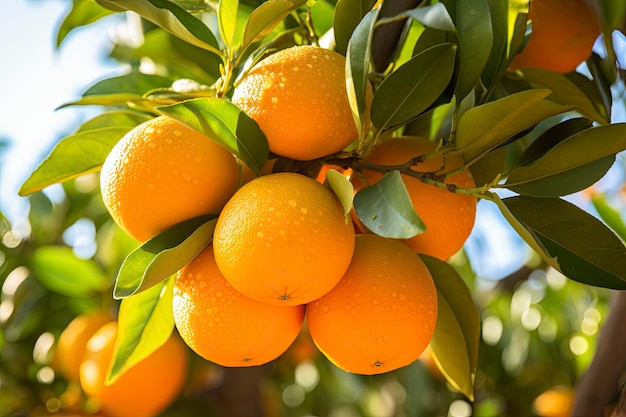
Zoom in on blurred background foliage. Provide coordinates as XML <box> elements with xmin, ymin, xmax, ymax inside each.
<box><xmin>2</xmin><ymin>0</ymin><xmax>626</xmax><ymax>416</ymax></box>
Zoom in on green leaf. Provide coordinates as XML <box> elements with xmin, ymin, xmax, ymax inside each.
<box><xmin>422</xmin><ymin>255</ymin><xmax>479</xmax><ymax>401</ymax></box>
<box><xmin>454</xmin><ymin>89</ymin><xmax>573</xmax><ymax>160</ymax></box>
<box><xmin>590</xmin><ymin>193</ymin><xmax>626</xmax><ymax>242</ymax></box>
<box><xmin>480</xmin><ymin>0</ymin><xmax>508</xmax><ymax>93</ymax></box>
<box><xmin>218</xmin><ymin>0</ymin><xmax>238</xmax><ymax>50</ymax></box>
<box><xmin>346</xmin><ymin>7</ymin><xmax>379</xmax><ymax>133</ymax></box>
<box><xmin>520</xmin><ymin>68</ymin><xmax>609</xmax><ymax>124</ymax></box>
<box><xmin>503</xmin><ymin>196</ymin><xmax>626</xmax><ymax>289</ymax></box>
<box><xmin>371</xmin><ymin>43</ymin><xmax>456</xmax><ymax>130</ymax></box>
<box><xmin>505</xmin><ymin>123</ymin><xmax>626</xmax><ymax>196</ymax></box>
<box><xmin>114</xmin><ymin>216</ymin><xmax>216</xmax><ymax>299</ymax></box>
<box><xmin>334</xmin><ymin>0</ymin><xmax>375</xmax><ymax>55</ymax></box>
<box><xmin>405</xmin><ymin>3</ymin><xmax>455</xmax><ymax>31</ymax></box>
<box><xmin>96</xmin><ymin>0</ymin><xmax>222</xmax><ymax>55</ymax></box>
<box><xmin>157</xmin><ymin>97</ymin><xmax>269</xmax><ymax>176</ymax></box>
<box><xmin>19</xmin><ymin>126</ymin><xmax>134</xmax><ymax>196</ymax></box>
<box><xmin>31</xmin><ymin>246</ymin><xmax>109</xmax><ymax>297</ymax></box>
<box><xmin>324</xmin><ymin>169</ymin><xmax>354</xmax><ymax>221</ymax></box>
<box><xmin>107</xmin><ymin>278</ymin><xmax>176</xmax><ymax>384</ymax></box>
<box><xmin>242</xmin><ymin>0</ymin><xmax>294</xmax><ymax>48</ymax></box>
<box><xmin>57</xmin><ymin>94</ymin><xmax>144</xmax><ymax>109</ymax></box>
<box><xmin>83</xmin><ymin>72</ymin><xmax>173</xmax><ymax>96</ymax></box>
<box><xmin>443</xmin><ymin>0</ymin><xmax>493</xmax><ymax>99</ymax></box>
<box><xmin>57</xmin><ymin>0</ymin><xmax>113</xmax><ymax>47</ymax></box>
<box><xmin>353</xmin><ymin>171</ymin><xmax>425</xmax><ymax>238</ymax></box>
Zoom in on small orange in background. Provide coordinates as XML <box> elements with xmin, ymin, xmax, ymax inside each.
<box><xmin>100</xmin><ymin>116</ymin><xmax>239</xmax><ymax>242</ymax></box>
<box><xmin>213</xmin><ymin>172</ymin><xmax>355</xmax><ymax>306</ymax></box>
<box><xmin>173</xmin><ymin>244</ymin><xmax>305</xmax><ymax>367</ymax></box>
<box><xmin>307</xmin><ymin>234</ymin><xmax>438</xmax><ymax>375</ymax></box>
<box><xmin>356</xmin><ymin>136</ymin><xmax>477</xmax><ymax>261</ymax></box>
<box><xmin>509</xmin><ymin>0</ymin><xmax>601</xmax><ymax>73</ymax></box>
<box><xmin>79</xmin><ymin>321</ymin><xmax>188</xmax><ymax>417</ymax></box>
<box><xmin>232</xmin><ymin>45</ymin><xmax>358</xmax><ymax>161</ymax></box>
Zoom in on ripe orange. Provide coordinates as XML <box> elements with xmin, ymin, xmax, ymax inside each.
<box><xmin>53</xmin><ymin>311</ymin><xmax>112</xmax><ymax>382</ymax></box>
<box><xmin>100</xmin><ymin>116</ymin><xmax>239</xmax><ymax>242</ymax></box>
<box><xmin>357</xmin><ymin>136</ymin><xmax>477</xmax><ymax>260</ymax></box>
<box><xmin>307</xmin><ymin>234</ymin><xmax>438</xmax><ymax>375</ymax></box>
<box><xmin>79</xmin><ymin>321</ymin><xmax>188</xmax><ymax>417</ymax></box>
<box><xmin>509</xmin><ymin>0</ymin><xmax>601</xmax><ymax>73</ymax></box>
<box><xmin>173</xmin><ymin>244</ymin><xmax>305</xmax><ymax>367</ymax></box>
<box><xmin>532</xmin><ymin>386</ymin><xmax>574</xmax><ymax>417</ymax></box>
<box><xmin>232</xmin><ymin>45</ymin><xmax>358</xmax><ymax>161</ymax></box>
<box><xmin>213</xmin><ymin>172</ymin><xmax>355</xmax><ymax>306</ymax></box>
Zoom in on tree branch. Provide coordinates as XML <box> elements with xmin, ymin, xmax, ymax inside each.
<box><xmin>371</xmin><ymin>0</ymin><xmax>420</xmax><ymax>72</ymax></box>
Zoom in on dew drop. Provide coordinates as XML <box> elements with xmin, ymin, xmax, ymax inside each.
<box><xmin>271</xmin><ymin>97</ymin><xmax>279</xmax><ymax>104</ymax></box>
<box><xmin>174</xmin><ymin>130</ymin><xmax>182</xmax><ymax>136</ymax></box>
<box><xmin>300</xmin><ymin>207</ymin><xmax>308</xmax><ymax>215</ymax></box>
<box><xmin>147</xmin><ymin>183</ymin><xmax>156</xmax><ymax>190</ymax></box>
<box><xmin>182</xmin><ymin>172</ymin><xmax>192</xmax><ymax>182</ymax></box>
<box><xmin>322</xmin><ymin>306</ymin><xmax>329</xmax><ymax>313</ymax></box>
<box><xmin>257</xmin><ymin>231</ymin><xmax>264</xmax><ymax>238</ymax></box>
<box><xmin>289</xmin><ymin>200</ymin><xmax>297</xmax><ymax>208</ymax></box>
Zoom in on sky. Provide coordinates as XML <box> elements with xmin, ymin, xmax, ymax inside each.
<box><xmin>1</xmin><ymin>1</ymin><xmax>624</xmax><ymax>282</ymax></box>
<box><xmin>0</xmin><ymin>1</ymin><xmax>121</xmax><ymax>227</ymax></box>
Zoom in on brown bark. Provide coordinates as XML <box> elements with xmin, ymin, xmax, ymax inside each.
<box><xmin>571</xmin><ymin>291</ymin><xmax>626</xmax><ymax>417</ymax></box>
<box><xmin>371</xmin><ymin>0</ymin><xmax>421</xmax><ymax>72</ymax></box>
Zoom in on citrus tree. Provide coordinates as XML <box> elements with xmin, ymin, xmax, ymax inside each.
<box><xmin>2</xmin><ymin>0</ymin><xmax>626</xmax><ymax>416</ymax></box>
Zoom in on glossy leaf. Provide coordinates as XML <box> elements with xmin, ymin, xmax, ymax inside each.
<box><xmin>242</xmin><ymin>0</ymin><xmax>294</xmax><ymax>48</ymax></box>
<box><xmin>454</xmin><ymin>89</ymin><xmax>573</xmax><ymax>159</ymax></box>
<box><xmin>346</xmin><ymin>8</ymin><xmax>378</xmax><ymax>128</ymax></box>
<box><xmin>57</xmin><ymin>93</ymin><xmax>145</xmax><ymax>109</ymax></box>
<box><xmin>505</xmin><ymin>123</ymin><xmax>626</xmax><ymax>196</ymax></box>
<box><xmin>443</xmin><ymin>0</ymin><xmax>493</xmax><ymax>99</ymax></box>
<box><xmin>371</xmin><ymin>43</ymin><xmax>456</xmax><ymax>130</ymax></box>
<box><xmin>31</xmin><ymin>246</ymin><xmax>109</xmax><ymax>297</ymax></box>
<box><xmin>157</xmin><ymin>97</ymin><xmax>269</xmax><ymax>175</ymax></box>
<box><xmin>96</xmin><ymin>0</ymin><xmax>221</xmax><ymax>55</ymax></box>
<box><xmin>334</xmin><ymin>0</ymin><xmax>375</xmax><ymax>55</ymax></box>
<box><xmin>405</xmin><ymin>3</ymin><xmax>455</xmax><ymax>31</ymax></box>
<box><xmin>422</xmin><ymin>255</ymin><xmax>480</xmax><ymax>401</ymax></box>
<box><xmin>77</xmin><ymin>110</ymin><xmax>153</xmax><ymax>132</ymax></box>
<box><xmin>503</xmin><ymin>196</ymin><xmax>626</xmax><ymax>289</ymax></box>
<box><xmin>324</xmin><ymin>169</ymin><xmax>355</xmax><ymax>220</ymax></box>
<box><xmin>83</xmin><ymin>72</ymin><xmax>173</xmax><ymax>96</ymax></box>
<box><xmin>19</xmin><ymin>126</ymin><xmax>133</xmax><ymax>196</ymax></box>
<box><xmin>520</xmin><ymin>68</ymin><xmax>609</xmax><ymax>124</ymax></box>
<box><xmin>57</xmin><ymin>0</ymin><xmax>113</xmax><ymax>47</ymax></box>
<box><xmin>353</xmin><ymin>171</ymin><xmax>425</xmax><ymax>238</ymax></box>
<box><xmin>480</xmin><ymin>0</ymin><xmax>508</xmax><ymax>93</ymax></box>
<box><xmin>218</xmin><ymin>0</ymin><xmax>238</xmax><ymax>50</ymax></box>
<box><xmin>107</xmin><ymin>278</ymin><xmax>175</xmax><ymax>384</ymax></box>
<box><xmin>114</xmin><ymin>216</ymin><xmax>216</xmax><ymax>299</ymax></box>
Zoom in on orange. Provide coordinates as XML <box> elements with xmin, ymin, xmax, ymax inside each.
<box><xmin>173</xmin><ymin>244</ymin><xmax>305</xmax><ymax>367</ymax></box>
<box><xmin>213</xmin><ymin>172</ymin><xmax>355</xmax><ymax>306</ymax></box>
<box><xmin>509</xmin><ymin>0</ymin><xmax>601</xmax><ymax>73</ymax></box>
<box><xmin>314</xmin><ymin>164</ymin><xmax>353</xmax><ymax>184</ymax></box>
<box><xmin>53</xmin><ymin>311</ymin><xmax>112</xmax><ymax>382</ymax></box>
<box><xmin>100</xmin><ymin>116</ymin><xmax>239</xmax><ymax>242</ymax></box>
<box><xmin>307</xmin><ymin>234</ymin><xmax>438</xmax><ymax>375</ymax></box>
<box><xmin>79</xmin><ymin>321</ymin><xmax>188</xmax><ymax>417</ymax></box>
<box><xmin>356</xmin><ymin>136</ymin><xmax>477</xmax><ymax>260</ymax></box>
<box><xmin>232</xmin><ymin>45</ymin><xmax>358</xmax><ymax>161</ymax></box>
<box><xmin>532</xmin><ymin>386</ymin><xmax>574</xmax><ymax>417</ymax></box>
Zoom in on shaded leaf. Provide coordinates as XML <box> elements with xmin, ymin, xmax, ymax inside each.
<box><xmin>107</xmin><ymin>278</ymin><xmax>175</xmax><ymax>384</ymax></box>
<box><xmin>96</xmin><ymin>0</ymin><xmax>221</xmax><ymax>54</ymax></box>
<box><xmin>454</xmin><ymin>89</ymin><xmax>573</xmax><ymax>159</ymax></box>
<box><xmin>353</xmin><ymin>171</ymin><xmax>425</xmax><ymax>238</ymax></box>
<box><xmin>83</xmin><ymin>72</ymin><xmax>173</xmax><ymax>96</ymax></box>
<box><xmin>422</xmin><ymin>255</ymin><xmax>479</xmax><ymax>401</ymax></box>
<box><xmin>346</xmin><ymin>8</ymin><xmax>379</xmax><ymax>131</ymax></box>
<box><xmin>334</xmin><ymin>0</ymin><xmax>375</xmax><ymax>55</ymax></box>
<box><xmin>31</xmin><ymin>246</ymin><xmax>109</xmax><ymax>297</ymax></box>
<box><xmin>503</xmin><ymin>196</ymin><xmax>626</xmax><ymax>289</ymax></box>
<box><xmin>521</xmin><ymin>68</ymin><xmax>609</xmax><ymax>124</ymax></box>
<box><xmin>405</xmin><ymin>3</ymin><xmax>455</xmax><ymax>32</ymax></box>
<box><xmin>157</xmin><ymin>97</ymin><xmax>268</xmax><ymax>175</ymax></box>
<box><xmin>371</xmin><ymin>43</ymin><xmax>456</xmax><ymax>130</ymax></box>
<box><xmin>505</xmin><ymin>123</ymin><xmax>626</xmax><ymax>196</ymax></box>
<box><xmin>480</xmin><ymin>0</ymin><xmax>508</xmax><ymax>93</ymax></box>
<box><xmin>57</xmin><ymin>0</ymin><xmax>114</xmax><ymax>47</ymax></box>
<box><xmin>443</xmin><ymin>0</ymin><xmax>493</xmax><ymax>99</ymax></box>
<box><xmin>19</xmin><ymin>126</ymin><xmax>134</xmax><ymax>196</ymax></box>
<box><xmin>57</xmin><ymin>93</ymin><xmax>145</xmax><ymax>109</ymax></box>
<box><xmin>114</xmin><ymin>216</ymin><xmax>216</xmax><ymax>299</ymax></box>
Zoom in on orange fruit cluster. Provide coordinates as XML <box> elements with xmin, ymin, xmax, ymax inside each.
<box><xmin>98</xmin><ymin>44</ymin><xmax>479</xmax><ymax>376</ymax></box>
<box><xmin>53</xmin><ymin>314</ymin><xmax>188</xmax><ymax>417</ymax></box>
